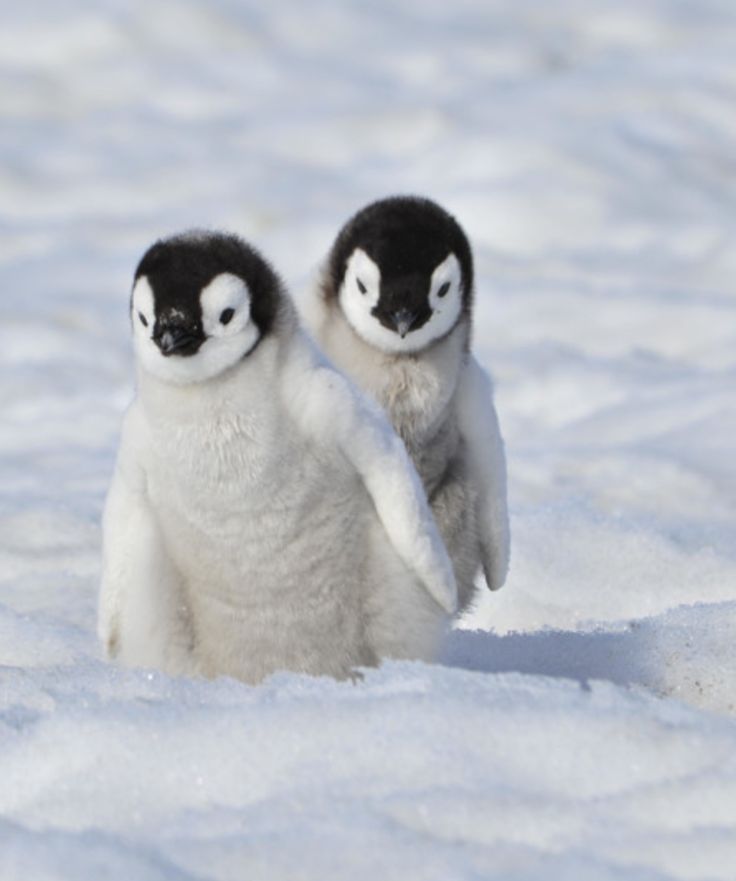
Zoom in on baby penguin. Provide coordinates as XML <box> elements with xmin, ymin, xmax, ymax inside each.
<box><xmin>306</xmin><ymin>196</ymin><xmax>509</xmax><ymax>612</ymax></box>
<box><xmin>98</xmin><ymin>230</ymin><xmax>457</xmax><ymax>684</ymax></box>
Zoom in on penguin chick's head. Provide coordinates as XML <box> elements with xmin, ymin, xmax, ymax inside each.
<box><xmin>131</xmin><ymin>231</ymin><xmax>281</xmax><ymax>384</ymax></box>
<box><xmin>326</xmin><ymin>196</ymin><xmax>473</xmax><ymax>355</ymax></box>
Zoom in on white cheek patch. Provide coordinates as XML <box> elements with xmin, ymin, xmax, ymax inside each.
<box><xmin>200</xmin><ymin>272</ymin><xmax>251</xmax><ymax>337</ymax></box>
<box><xmin>346</xmin><ymin>248</ymin><xmax>381</xmax><ymax>302</ymax></box>
<box><xmin>341</xmin><ymin>248</ymin><xmax>381</xmax><ymax>309</ymax></box>
<box><xmin>131</xmin><ymin>276</ymin><xmax>155</xmax><ymax>336</ymax></box>
<box><xmin>339</xmin><ymin>248</ymin><xmax>384</xmax><ymax>347</ymax></box>
<box><xmin>132</xmin><ymin>274</ymin><xmax>171</xmax><ymax>377</ymax></box>
<box><xmin>427</xmin><ymin>252</ymin><xmax>463</xmax><ymax>325</ymax></box>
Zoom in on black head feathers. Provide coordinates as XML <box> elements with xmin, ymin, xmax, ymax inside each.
<box><xmin>134</xmin><ymin>231</ymin><xmax>282</xmax><ymax>340</ymax></box>
<box><xmin>326</xmin><ymin>196</ymin><xmax>474</xmax><ymax>307</ymax></box>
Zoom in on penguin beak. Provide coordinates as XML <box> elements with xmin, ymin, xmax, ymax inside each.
<box><xmin>154</xmin><ymin>326</ymin><xmax>203</xmax><ymax>356</ymax></box>
<box><xmin>392</xmin><ymin>309</ymin><xmax>417</xmax><ymax>339</ymax></box>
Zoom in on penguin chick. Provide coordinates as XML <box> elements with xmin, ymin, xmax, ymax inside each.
<box><xmin>98</xmin><ymin>230</ymin><xmax>457</xmax><ymax>684</ymax></box>
<box><xmin>305</xmin><ymin>196</ymin><xmax>510</xmax><ymax>612</ymax></box>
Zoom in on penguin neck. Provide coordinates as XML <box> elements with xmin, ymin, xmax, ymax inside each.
<box><xmin>136</xmin><ymin>332</ymin><xmax>284</xmax><ymax>428</ymax></box>
<box><xmin>136</xmin><ymin>300</ymin><xmax>299</xmax><ymax>428</ymax></box>
<box><xmin>322</xmin><ymin>303</ymin><xmax>470</xmax><ymax>441</ymax></box>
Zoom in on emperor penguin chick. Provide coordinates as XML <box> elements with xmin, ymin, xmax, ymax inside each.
<box><xmin>306</xmin><ymin>196</ymin><xmax>510</xmax><ymax>612</ymax></box>
<box><xmin>98</xmin><ymin>230</ymin><xmax>457</xmax><ymax>684</ymax></box>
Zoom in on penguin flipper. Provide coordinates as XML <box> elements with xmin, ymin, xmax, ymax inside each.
<box><xmin>99</xmin><ymin>407</ymin><xmax>195</xmax><ymax>675</ymax></box>
<box><xmin>285</xmin><ymin>342</ymin><xmax>457</xmax><ymax>614</ymax></box>
<box><xmin>457</xmin><ymin>356</ymin><xmax>511</xmax><ymax>591</ymax></box>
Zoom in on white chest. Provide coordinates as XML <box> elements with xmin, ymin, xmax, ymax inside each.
<box><xmin>319</xmin><ymin>310</ymin><xmax>466</xmax><ymax>460</ymax></box>
<box><xmin>135</xmin><ymin>362</ymin><xmax>370</xmax><ymax>679</ymax></box>
<box><xmin>138</xmin><ymin>358</ymin><xmax>356</xmax><ymax>584</ymax></box>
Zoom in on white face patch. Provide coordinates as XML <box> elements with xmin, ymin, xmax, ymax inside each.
<box><xmin>338</xmin><ymin>249</ymin><xmax>464</xmax><ymax>354</ymax></box>
<box><xmin>131</xmin><ymin>276</ymin><xmax>156</xmax><ymax>351</ymax></box>
<box><xmin>339</xmin><ymin>248</ymin><xmax>382</xmax><ymax>343</ymax></box>
<box><xmin>131</xmin><ymin>272</ymin><xmax>262</xmax><ymax>385</ymax></box>
<box><xmin>200</xmin><ymin>272</ymin><xmax>251</xmax><ymax>338</ymax></box>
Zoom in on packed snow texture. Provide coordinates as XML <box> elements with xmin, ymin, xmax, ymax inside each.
<box><xmin>1</xmin><ymin>1</ymin><xmax>735</xmax><ymax>879</ymax></box>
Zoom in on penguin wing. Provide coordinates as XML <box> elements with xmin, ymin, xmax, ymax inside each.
<box><xmin>98</xmin><ymin>405</ymin><xmax>194</xmax><ymax>670</ymax></box>
<box><xmin>284</xmin><ymin>341</ymin><xmax>457</xmax><ymax>614</ymax></box>
<box><xmin>457</xmin><ymin>356</ymin><xmax>510</xmax><ymax>591</ymax></box>
<box><xmin>98</xmin><ymin>407</ymin><xmax>148</xmax><ymax>656</ymax></box>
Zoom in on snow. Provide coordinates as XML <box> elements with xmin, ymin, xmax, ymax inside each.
<box><xmin>1</xmin><ymin>0</ymin><xmax>736</xmax><ymax>878</ymax></box>
<box><xmin>2</xmin><ymin>663</ymin><xmax>736</xmax><ymax>881</ymax></box>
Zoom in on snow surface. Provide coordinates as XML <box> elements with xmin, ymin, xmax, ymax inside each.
<box><xmin>1</xmin><ymin>1</ymin><xmax>736</xmax><ymax>878</ymax></box>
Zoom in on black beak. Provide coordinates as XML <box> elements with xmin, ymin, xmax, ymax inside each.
<box><xmin>154</xmin><ymin>326</ymin><xmax>203</xmax><ymax>356</ymax></box>
<box><xmin>392</xmin><ymin>309</ymin><xmax>417</xmax><ymax>338</ymax></box>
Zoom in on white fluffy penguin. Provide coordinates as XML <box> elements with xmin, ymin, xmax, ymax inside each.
<box><xmin>98</xmin><ymin>230</ymin><xmax>457</xmax><ymax>684</ymax></box>
<box><xmin>306</xmin><ymin>196</ymin><xmax>510</xmax><ymax>612</ymax></box>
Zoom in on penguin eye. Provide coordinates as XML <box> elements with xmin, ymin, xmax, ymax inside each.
<box><xmin>219</xmin><ymin>308</ymin><xmax>235</xmax><ymax>325</ymax></box>
<box><xmin>138</xmin><ymin>312</ymin><xmax>148</xmax><ymax>327</ymax></box>
<box><xmin>356</xmin><ymin>278</ymin><xmax>367</xmax><ymax>295</ymax></box>
<box><xmin>437</xmin><ymin>282</ymin><xmax>451</xmax><ymax>299</ymax></box>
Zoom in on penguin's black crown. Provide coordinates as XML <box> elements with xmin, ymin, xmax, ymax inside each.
<box><xmin>134</xmin><ymin>231</ymin><xmax>281</xmax><ymax>346</ymax></box>
<box><xmin>326</xmin><ymin>195</ymin><xmax>474</xmax><ymax>306</ymax></box>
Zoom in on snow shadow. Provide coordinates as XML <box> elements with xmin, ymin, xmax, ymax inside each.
<box><xmin>442</xmin><ymin>601</ymin><xmax>736</xmax><ymax>715</ymax></box>
<box><xmin>443</xmin><ymin>623</ymin><xmax>656</xmax><ymax>690</ymax></box>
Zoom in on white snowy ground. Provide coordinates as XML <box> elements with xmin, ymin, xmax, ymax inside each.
<box><xmin>1</xmin><ymin>1</ymin><xmax>736</xmax><ymax>878</ymax></box>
